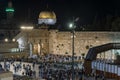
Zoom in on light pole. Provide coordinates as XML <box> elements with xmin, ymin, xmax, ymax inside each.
<box><xmin>69</xmin><ymin>22</ymin><xmax>75</xmax><ymax>80</ymax></box>
<box><xmin>69</xmin><ymin>17</ymin><xmax>79</xmax><ymax>80</ymax></box>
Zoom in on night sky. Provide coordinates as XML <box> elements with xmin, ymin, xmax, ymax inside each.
<box><xmin>0</xmin><ymin>0</ymin><xmax>120</xmax><ymax>30</ymax></box>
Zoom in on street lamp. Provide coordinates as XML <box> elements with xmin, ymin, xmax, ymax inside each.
<box><xmin>69</xmin><ymin>22</ymin><xmax>75</xmax><ymax>80</ymax></box>
<box><xmin>4</xmin><ymin>38</ymin><xmax>8</xmax><ymax>42</ymax></box>
<box><xmin>69</xmin><ymin>17</ymin><xmax>79</xmax><ymax>80</ymax></box>
<box><xmin>20</xmin><ymin>26</ymin><xmax>34</xmax><ymax>30</ymax></box>
<box><xmin>69</xmin><ymin>23</ymin><xmax>74</xmax><ymax>28</ymax></box>
<box><xmin>12</xmin><ymin>38</ymin><xmax>15</xmax><ymax>42</ymax></box>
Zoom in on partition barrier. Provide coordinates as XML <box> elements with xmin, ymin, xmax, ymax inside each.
<box><xmin>89</xmin><ymin>60</ymin><xmax>120</xmax><ymax>80</ymax></box>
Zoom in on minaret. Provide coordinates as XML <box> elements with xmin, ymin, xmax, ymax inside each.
<box><xmin>5</xmin><ymin>1</ymin><xmax>14</xmax><ymax>20</ymax></box>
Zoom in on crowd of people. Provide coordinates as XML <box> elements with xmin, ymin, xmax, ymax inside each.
<box><xmin>0</xmin><ymin>60</ymin><xmax>37</xmax><ymax>77</ymax></box>
<box><xmin>38</xmin><ymin>54</ymin><xmax>82</xmax><ymax>63</ymax></box>
<box><xmin>0</xmin><ymin>54</ymin><xmax>84</xmax><ymax>80</ymax></box>
<box><xmin>38</xmin><ymin>62</ymin><xmax>84</xmax><ymax>80</ymax></box>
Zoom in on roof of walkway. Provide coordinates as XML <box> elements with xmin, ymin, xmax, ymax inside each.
<box><xmin>85</xmin><ymin>43</ymin><xmax>120</xmax><ymax>61</ymax></box>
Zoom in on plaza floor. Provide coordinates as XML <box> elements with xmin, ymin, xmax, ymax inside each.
<box><xmin>84</xmin><ymin>76</ymin><xmax>115</xmax><ymax>80</ymax></box>
<box><xmin>0</xmin><ymin>61</ymin><xmax>40</xmax><ymax>79</ymax></box>
<box><xmin>0</xmin><ymin>61</ymin><xmax>117</xmax><ymax>80</ymax></box>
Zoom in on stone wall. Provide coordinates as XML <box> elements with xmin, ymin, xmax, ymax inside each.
<box><xmin>53</xmin><ymin>31</ymin><xmax>120</xmax><ymax>56</ymax></box>
<box><xmin>15</xmin><ymin>29</ymin><xmax>120</xmax><ymax>57</ymax></box>
<box><xmin>0</xmin><ymin>42</ymin><xmax>18</xmax><ymax>52</ymax></box>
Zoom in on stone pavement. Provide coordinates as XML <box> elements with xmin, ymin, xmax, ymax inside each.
<box><xmin>0</xmin><ymin>61</ymin><xmax>40</xmax><ymax>78</ymax></box>
<box><xmin>84</xmin><ymin>76</ymin><xmax>115</xmax><ymax>80</ymax></box>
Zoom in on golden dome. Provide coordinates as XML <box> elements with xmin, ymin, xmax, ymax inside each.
<box><xmin>39</xmin><ymin>11</ymin><xmax>56</xmax><ymax>19</ymax></box>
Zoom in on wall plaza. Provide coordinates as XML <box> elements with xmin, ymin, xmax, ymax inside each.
<box><xmin>3</xmin><ymin>10</ymin><xmax>120</xmax><ymax>59</ymax></box>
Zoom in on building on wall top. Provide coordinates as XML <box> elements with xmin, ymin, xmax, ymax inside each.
<box><xmin>38</xmin><ymin>11</ymin><xmax>57</xmax><ymax>25</ymax></box>
<box><xmin>5</xmin><ymin>1</ymin><xmax>14</xmax><ymax>20</ymax></box>
<box><xmin>0</xmin><ymin>1</ymin><xmax>19</xmax><ymax>29</ymax></box>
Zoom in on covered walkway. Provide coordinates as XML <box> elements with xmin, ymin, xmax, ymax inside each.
<box><xmin>84</xmin><ymin>43</ymin><xmax>120</xmax><ymax>80</ymax></box>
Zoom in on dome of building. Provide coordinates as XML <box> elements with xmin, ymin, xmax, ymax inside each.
<box><xmin>38</xmin><ymin>11</ymin><xmax>57</xmax><ymax>25</ymax></box>
<box><xmin>39</xmin><ymin>11</ymin><xmax>56</xmax><ymax>19</ymax></box>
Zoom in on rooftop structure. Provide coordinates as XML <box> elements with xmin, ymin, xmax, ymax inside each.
<box><xmin>38</xmin><ymin>11</ymin><xmax>56</xmax><ymax>25</ymax></box>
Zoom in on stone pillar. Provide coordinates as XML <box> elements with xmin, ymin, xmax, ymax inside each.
<box><xmin>84</xmin><ymin>60</ymin><xmax>92</xmax><ymax>75</ymax></box>
<box><xmin>38</xmin><ymin>42</ymin><xmax>41</xmax><ymax>56</ymax></box>
<box><xmin>29</xmin><ymin>43</ymin><xmax>33</xmax><ymax>57</ymax></box>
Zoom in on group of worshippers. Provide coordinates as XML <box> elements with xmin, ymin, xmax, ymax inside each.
<box><xmin>1</xmin><ymin>60</ymin><xmax>37</xmax><ymax>78</ymax></box>
<box><xmin>0</xmin><ymin>53</ymin><xmax>84</xmax><ymax>80</ymax></box>
<box><xmin>38</xmin><ymin>62</ymin><xmax>84</xmax><ymax>80</ymax></box>
<box><xmin>38</xmin><ymin>53</ymin><xmax>81</xmax><ymax>63</ymax></box>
